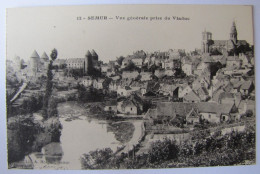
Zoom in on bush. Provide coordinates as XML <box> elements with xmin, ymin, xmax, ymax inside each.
<box><xmin>148</xmin><ymin>138</ymin><xmax>179</xmax><ymax>163</ymax></box>
<box><xmin>81</xmin><ymin>148</ymin><xmax>113</xmax><ymax>169</ymax></box>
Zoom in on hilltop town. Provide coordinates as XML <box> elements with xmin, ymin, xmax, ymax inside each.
<box><xmin>6</xmin><ymin>21</ymin><xmax>255</xmax><ymax>169</ymax></box>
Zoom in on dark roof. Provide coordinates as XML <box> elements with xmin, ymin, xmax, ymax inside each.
<box><xmin>157</xmin><ymin>102</ymin><xmax>177</xmax><ymax>117</ymax></box>
<box><xmin>157</xmin><ymin>102</ymin><xmax>197</xmax><ymax>117</ymax></box>
<box><xmin>86</xmin><ymin>50</ymin><xmax>91</xmax><ymax>57</ymax></box>
<box><xmin>105</xmin><ymin>100</ymin><xmax>117</xmax><ymax>106</ymax></box>
<box><xmin>213</xmin><ymin>40</ymin><xmax>228</xmax><ymax>46</ymax></box>
<box><xmin>197</xmin><ymin>102</ymin><xmax>234</xmax><ymax>116</ymax></box>
<box><xmin>122</xmin><ymin>100</ymin><xmax>136</xmax><ymax>108</ymax></box>
<box><xmin>91</xmin><ymin>49</ymin><xmax>98</xmax><ymax>57</ymax></box>
<box><xmin>156</xmin><ymin>102</ymin><xmax>234</xmax><ymax>118</ymax></box>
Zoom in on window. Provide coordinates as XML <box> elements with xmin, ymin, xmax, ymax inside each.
<box><xmin>209</xmin><ymin>114</ymin><xmax>211</xmax><ymax>118</ymax></box>
<box><xmin>131</xmin><ymin>108</ymin><xmax>132</xmax><ymax>111</ymax></box>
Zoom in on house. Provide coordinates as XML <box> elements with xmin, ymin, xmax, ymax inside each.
<box><xmin>197</xmin><ymin>102</ymin><xmax>236</xmax><ymax>123</ymax></box>
<box><xmin>239</xmin><ymin>53</ymin><xmax>252</xmax><ymax>68</ymax></box>
<box><xmin>231</xmin><ymin>79</ymin><xmax>244</xmax><ymax>93</ymax></box>
<box><xmin>108</xmin><ymin>60</ymin><xmax>118</xmax><ymax>69</ymax></box>
<box><xmin>159</xmin><ymin>84</ymin><xmax>178</xmax><ymax>97</ymax></box>
<box><xmin>162</xmin><ymin>59</ymin><xmax>174</xmax><ymax>70</ymax></box>
<box><xmin>117</xmin><ymin>86</ymin><xmax>137</xmax><ymax>96</ymax></box>
<box><xmin>109</xmin><ymin>80</ymin><xmax>120</xmax><ymax>91</ymax></box>
<box><xmin>81</xmin><ymin>76</ymin><xmax>93</xmax><ymax>87</ymax></box>
<box><xmin>226</xmin><ymin>56</ymin><xmax>241</xmax><ymax>69</ymax></box>
<box><xmin>182</xmin><ymin>62</ymin><xmax>193</xmax><ymax>76</ymax></box>
<box><xmin>140</xmin><ymin>72</ymin><xmax>152</xmax><ymax>81</ymax></box>
<box><xmin>240</xmin><ymin>80</ymin><xmax>254</xmax><ymax>95</ymax></box>
<box><xmin>117</xmin><ymin>94</ymin><xmax>143</xmax><ymax>115</ymax></box>
<box><xmin>93</xmin><ymin>78</ymin><xmax>107</xmax><ymax>90</ymax></box>
<box><xmin>186</xmin><ymin>107</ymin><xmax>200</xmax><ymax>124</ymax></box>
<box><xmin>194</xmin><ymin>62</ymin><xmax>208</xmax><ymax>76</ymax></box>
<box><xmin>104</xmin><ymin>100</ymin><xmax>117</xmax><ymax>113</ymax></box>
<box><xmin>212</xmin><ymin>88</ymin><xmax>225</xmax><ymax>103</ymax></box>
<box><xmin>154</xmin><ymin>69</ymin><xmax>166</xmax><ymax>78</ymax></box>
<box><xmin>121</xmin><ymin>100</ymin><xmax>138</xmax><ymax>115</ymax></box>
<box><xmin>131</xmin><ymin>58</ymin><xmax>143</xmax><ymax>68</ymax></box>
<box><xmin>141</xmin><ymin>81</ymin><xmax>160</xmax><ymax>96</ymax></box>
<box><xmin>122</xmin><ymin>71</ymin><xmax>139</xmax><ymax>80</ymax></box>
<box><xmin>156</xmin><ymin>102</ymin><xmax>177</xmax><ymax>124</ymax></box>
<box><xmin>106</xmin><ymin>69</ymin><xmax>116</xmax><ymax>77</ymax></box>
<box><xmin>147</xmin><ymin>101</ymin><xmax>237</xmax><ymax>124</ymax></box>
<box><xmin>195</xmin><ymin>87</ymin><xmax>209</xmax><ymax>102</ymax></box>
<box><xmin>179</xmin><ymin>84</ymin><xmax>192</xmax><ymax>98</ymax></box>
<box><xmin>183</xmin><ymin>90</ymin><xmax>201</xmax><ymax>103</ymax></box>
<box><xmin>238</xmin><ymin>99</ymin><xmax>255</xmax><ymax>116</ymax></box>
<box><xmin>121</xmin><ymin>57</ymin><xmax>132</xmax><ymax>68</ymax></box>
<box><xmin>101</xmin><ymin>64</ymin><xmax>109</xmax><ymax>73</ymax></box>
<box><xmin>192</xmin><ymin>76</ymin><xmax>210</xmax><ymax>91</ymax></box>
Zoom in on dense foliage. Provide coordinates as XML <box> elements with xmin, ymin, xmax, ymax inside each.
<box><xmin>77</xmin><ymin>85</ymin><xmax>104</xmax><ymax>102</ymax></box>
<box><xmin>81</xmin><ymin>130</ymin><xmax>255</xmax><ymax>169</ymax></box>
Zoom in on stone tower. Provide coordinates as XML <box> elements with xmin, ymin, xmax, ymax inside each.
<box><xmin>14</xmin><ymin>56</ymin><xmax>21</xmax><ymax>70</ymax></box>
<box><xmin>84</xmin><ymin>50</ymin><xmax>92</xmax><ymax>73</ymax></box>
<box><xmin>30</xmin><ymin>50</ymin><xmax>40</xmax><ymax>74</ymax></box>
<box><xmin>41</xmin><ymin>52</ymin><xmax>50</xmax><ymax>70</ymax></box>
<box><xmin>230</xmin><ymin>21</ymin><xmax>238</xmax><ymax>44</ymax></box>
<box><xmin>41</xmin><ymin>52</ymin><xmax>49</xmax><ymax>62</ymax></box>
<box><xmin>201</xmin><ymin>30</ymin><xmax>212</xmax><ymax>54</ymax></box>
<box><xmin>90</xmin><ymin>49</ymin><xmax>98</xmax><ymax>67</ymax></box>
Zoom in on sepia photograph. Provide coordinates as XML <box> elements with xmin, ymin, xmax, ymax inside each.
<box><xmin>5</xmin><ymin>4</ymin><xmax>255</xmax><ymax>170</ymax></box>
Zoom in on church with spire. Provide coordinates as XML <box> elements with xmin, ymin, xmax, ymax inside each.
<box><xmin>201</xmin><ymin>21</ymin><xmax>250</xmax><ymax>56</ymax></box>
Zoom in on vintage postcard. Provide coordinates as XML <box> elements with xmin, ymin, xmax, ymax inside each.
<box><xmin>6</xmin><ymin>5</ymin><xmax>255</xmax><ymax>170</ymax></box>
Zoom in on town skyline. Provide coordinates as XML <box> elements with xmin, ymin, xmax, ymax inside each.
<box><xmin>7</xmin><ymin>5</ymin><xmax>253</xmax><ymax>63</ymax></box>
<box><xmin>6</xmin><ymin>4</ymin><xmax>255</xmax><ymax>170</ymax></box>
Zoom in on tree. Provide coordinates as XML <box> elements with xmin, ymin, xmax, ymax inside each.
<box><xmin>148</xmin><ymin>138</ymin><xmax>179</xmax><ymax>163</ymax></box>
<box><xmin>121</xmin><ymin>61</ymin><xmax>140</xmax><ymax>72</ymax></box>
<box><xmin>42</xmin><ymin>48</ymin><xmax>58</xmax><ymax>119</ymax></box>
<box><xmin>117</xmin><ymin>56</ymin><xmax>125</xmax><ymax>66</ymax></box>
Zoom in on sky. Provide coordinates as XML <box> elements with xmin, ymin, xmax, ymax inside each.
<box><xmin>6</xmin><ymin>5</ymin><xmax>253</xmax><ymax>63</ymax></box>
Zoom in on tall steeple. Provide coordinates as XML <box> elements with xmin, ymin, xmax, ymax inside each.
<box><xmin>230</xmin><ymin>21</ymin><xmax>238</xmax><ymax>43</ymax></box>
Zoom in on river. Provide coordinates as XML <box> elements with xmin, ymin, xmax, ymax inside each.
<box><xmin>20</xmin><ymin>101</ymin><xmax>144</xmax><ymax>170</ymax></box>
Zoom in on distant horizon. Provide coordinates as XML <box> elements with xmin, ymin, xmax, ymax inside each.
<box><xmin>6</xmin><ymin>5</ymin><xmax>254</xmax><ymax>63</ymax></box>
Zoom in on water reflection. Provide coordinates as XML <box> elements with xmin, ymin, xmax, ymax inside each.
<box><xmin>42</xmin><ymin>142</ymin><xmax>63</xmax><ymax>164</ymax></box>
<box><xmin>20</xmin><ymin>102</ymin><xmax>143</xmax><ymax>169</ymax></box>
<box><xmin>107</xmin><ymin>122</ymin><xmax>135</xmax><ymax>144</ymax></box>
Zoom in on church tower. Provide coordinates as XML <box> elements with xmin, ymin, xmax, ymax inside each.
<box><xmin>230</xmin><ymin>21</ymin><xmax>238</xmax><ymax>44</ymax></box>
<box><xmin>201</xmin><ymin>29</ymin><xmax>212</xmax><ymax>54</ymax></box>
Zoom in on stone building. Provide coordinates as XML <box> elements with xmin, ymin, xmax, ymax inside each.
<box><xmin>66</xmin><ymin>49</ymin><xmax>99</xmax><ymax>73</ymax></box>
<box><xmin>201</xmin><ymin>21</ymin><xmax>249</xmax><ymax>55</ymax></box>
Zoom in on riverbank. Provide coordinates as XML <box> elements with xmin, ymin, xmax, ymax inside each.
<box><xmin>13</xmin><ymin>101</ymin><xmax>144</xmax><ymax>170</ymax></box>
